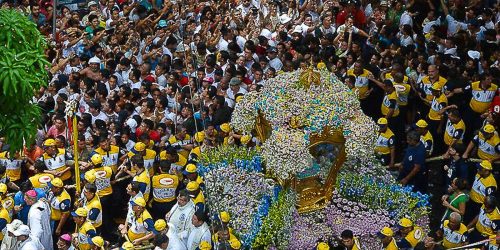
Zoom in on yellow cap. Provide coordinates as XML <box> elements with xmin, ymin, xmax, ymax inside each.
<box><xmin>51</xmin><ymin>178</ymin><xmax>64</xmax><ymax>188</ymax></box>
<box><xmin>398</xmin><ymin>218</ymin><xmax>413</xmax><ymax>228</ymax></box>
<box><xmin>240</xmin><ymin>135</ymin><xmax>252</xmax><ymax>145</ymax></box>
<box><xmin>220</xmin><ymin>123</ymin><xmax>231</xmax><ymax>133</ymax></box>
<box><xmin>235</xmin><ymin>95</ymin><xmax>244</xmax><ymax>103</ymax></box>
<box><xmin>480</xmin><ymin>160</ymin><xmax>493</xmax><ymax>170</ymax></box>
<box><xmin>0</xmin><ymin>183</ymin><xmax>7</xmax><ymax>194</ymax></box>
<box><xmin>159</xmin><ymin>150</ymin><xmax>168</xmax><ymax>160</ymax></box>
<box><xmin>134</xmin><ymin>142</ymin><xmax>146</xmax><ymax>152</ymax></box>
<box><xmin>377</xmin><ymin>118</ymin><xmax>388</xmax><ymax>125</ymax></box>
<box><xmin>72</xmin><ymin>207</ymin><xmax>88</xmax><ymax>217</ymax></box>
<box><xmin>186</xmin><ymin>181</ymin><xmax>199</xmax><ymax>191</ymax></box>
<box><xmin>229</xmin><ymin>238</ymin><xmax>241</xmax><ymax>249</ymax></box>
<box><xmin>199</xmin><ymin>241</ymin><xmax>212</xmax><ymax>250</ymax></box>
<box><xmin>317</xmin><ymin>242</ymin><xmax>330</xmax><ymax>250</ymax></box>
<box><xmin>220</xmin><ymin>211</ymin><xmax>230</xmax><ymax>223</ymax></box>
<box><xmin>317</xmin><ymin>62</ymin><xmax>326</xmax><ymax>69</ymax></box>
<box><xmin>121</xmin><ymin>242</ymin><xmax>135</xmax><ymax>250</ymax></box>
<box><xmin>185</xmin><ymin>164</ymin><xmax>197</xmax><ymax>174</ymax></box>
<box><xmin>84</xmin><ymin>171</ymin><xmax>96</xmax><ymax>183</ymax></box>
<box><xmin>91</xmin><ymin>154</ymin><xmax>103</xmax><ymax>165</ymax></box>
<box><xmin>194</xmin><ymin>132</ymin><xmax>205</xmax><ymax>143</ymax></box>
<box><xmin>416</xmin><ymin>120</ymin><xmax>428</xmax><ymax>128</ymax></box>
<box><xmin>484</xmin><ymin>124</ymin><xmax>496</xmax><ymax>134</ymax></box>
<box><xmin>130</xmin><ymin>197</ymin><xmax>146</xmax><ymax>207</ymax></box>
<box><xmin>44</xmin><ymin>139</ymin><xmax>56</xmax><ymax>147</ymax></box>
<box><xmin>154</xmin><ymin>219</ymin><xmax>167</xmax><ymax>231</ymax></box>
<box><xmin>431</xmin><ymin>82</ymin><xmax>441</xmax><ymax>91</ymax></box>
<box><xmin>379</xmin><ymin>227</ymin><xmax>394</xmax><ymax>237</ymax></box>
<box><xmin>91</xmin><ymin>236</ymin><xmax>105</xmax><ymax>247</ymax></box>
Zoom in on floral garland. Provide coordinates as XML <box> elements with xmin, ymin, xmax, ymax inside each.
<box><xmin>252</xmin><ymin>189</ymin><xmax>297</xmax><ymax>249</ymax></box>
<box><xmin>203</xmin><ymin>164</ymin><xmax>275</xmax><ymax>237</ymax></box>
<box><xmin>261</xmin><ymin>127</ymin><xmax>311</xmax><ymax>180</ymax></box>
<box><xmin>198</xmin><ymin>145</ymin><xmax>260</xmax><ymax>166</ymax></box>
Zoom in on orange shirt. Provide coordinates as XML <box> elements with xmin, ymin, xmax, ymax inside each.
<box><xmin>23</xmin><ymin>146</ymin><xmax>44</xmax><ymax>162</ymax></box>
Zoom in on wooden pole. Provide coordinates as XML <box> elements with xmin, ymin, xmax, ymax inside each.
<box><xmin>72</xmin><ymin>115</ymin><xmax>80</xmax><ymax>194</ymax></box>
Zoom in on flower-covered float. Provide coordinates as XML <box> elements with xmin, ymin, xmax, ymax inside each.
<box><xmin>197</xmin><ymin>67</ymin><xmax>430</xmax><ymax>249</ymax></box>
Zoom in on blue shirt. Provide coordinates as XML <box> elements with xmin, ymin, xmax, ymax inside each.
<box><xmin>14</xmin><ymin>188</ymin><xmax>46</xmax><ymax>224</ymax></box>
<box><xmin>399</xmin><ymin>142</ymin><xmax>427</xmax><ymax>192</ymax></box>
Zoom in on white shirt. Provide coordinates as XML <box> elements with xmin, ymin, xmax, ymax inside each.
<box><xmin>186</xmin><ymin>223</ymin><xmax>211</xmax><ymax>250</ymax></box>
<box><xmin>90</xmin><ymin>111</ymin><xmax>109</xmax><ymax>124</ymax></box>
<box><xmin>27</xmin><ymin>200</ymin><xmax>52</xmax><ymax>250</ymax></box>
<box><xmin>226</xmin><ymin>86</ymin><xmax>248</xmax><ymax>108</ymax></box>
<box><xmin>167</xmin><ymin>201</ymin><xmax>195</xmax><ymax>235</ymax></box>
<box><xmin>16</xmin><ymin>236</ymin><xmax>44</xmax><ymax>250</ymax></box>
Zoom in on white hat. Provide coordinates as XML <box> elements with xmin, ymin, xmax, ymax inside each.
<box><xmin>292</xmin><ymin>25</ymin><xmax>303</xmax><ymax>34</ymax></box>
<box><xmin>6</xmin><ymin>220</ymin><xmax>23</xmax><ymax>234</ymax></box>
<box><xmin>444</xmin><ymin>47</ymin><xmax>457</xmax><ymax>56</ymax></box>
<box><xmin>12</xmin><ymin>225</ymin><xmax>30</xmax><ymax>237</ymax></box>
<box><xmin>87</xmin><ymin>1</ymin><xmax>97</xmax><ymax>7</ymax></box>
<box><xmin>89</xmin><ymin>56</ymin><xmax>101</xmax><ymax>64</ymax></box>
<box><xmin>279</xmin><ymin>14</ymin><xmax>292</xmax><ymax>24</ymax></box>
<box><xmin>467</xmin><ymin>50</ymin><xmax>480</xmax><ymax>60</ymax></box>
<box><xmin>125</xmin><ymin>118</ymin><xmax>137</xmax><ymax>131</ymax></box>
<box><xmin>380</xmin><ymin>0</ymin><xmax>388</xmax><ymax>6</ymax></box>
<box><xmin>260</xmin><ymin>29</ymin><xmax>272</xmax><ymax>40</ymax></box>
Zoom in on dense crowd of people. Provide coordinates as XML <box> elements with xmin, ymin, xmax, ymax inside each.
<box><xmin>0</xmin><ymin>0</ymin><xmax>499</xmax><ymax>248</ymax></box>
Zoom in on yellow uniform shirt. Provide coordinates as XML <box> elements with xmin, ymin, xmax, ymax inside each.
<box><xmin>444</xmin><ymin>119</ymin><xmax>465</xmax><ymax>146</ymax></box>
<box><xmin>133</xmin><ymin>170</ymin><xmax>151</xmax><ymax>202</ymax></box>
<box><xmin>383</xmin><ymin>238</ymin><xmax>399</xmax><ymax>250</ymax></box>
<box><xmin>420</xmin><ymin>76</ymin><xmax>447</xmax><ymax>101</ymax></box>
<box><xmin>1</xmin><ymin>196</ymin><xmax>14</xmax><ymax>219</ymax></box>
<box><xmin>84</xmin><ymin>195</ymin><xmax>103</xmax><ymax>228</ymax></box>
<box><xmin>473</xmin><ymin>132</ymin><xmax>500</xmax><ymax>161</ymax></box>
<box><xmin>347</xmin><ymin>68</ymin><xmax>372</xmax><ymax>99</ymax></box>
<box><xmin>88</xmin><ymin>166</ymin><xmax>113</xmax><ymax>197</ymax></box>
<box><xmin>381</xmin><ymin>91</ymin><xmax>400</xmax><ymax>117</ymax></box>
<box><xmin>442</xmin><ymin>220</ymin><xmax>468</xmax><ymax>249</ymax></box>
<box><xmin>469</xmin><ymin>81</ymin><xmax>498</xmax><ymax>114</ymax></box>
<box><xmin>76</xmin><ymin>221</ymin><xmax>96</xmax><ymax>250</ymax></box>
<box><xmin>42</xmin><ymin>149</ymin><xmax>71</xmax><ymax>181</ymax></box>
<box><xmin>93</xmin><ymin>145</ymin><xmax>120</xmax><ymax>173</ymax></box>
<box><xmin>470</xmin><ymin>173</ymin><xmax>497</xmax><ymax>204</ymax></box>
<box><xmin>29</xmin><ymin>173</ymin><xmax>54</xmax><ymax>193</ymax></box>
<box><xmin>398</xmin><ymin>227</ymin><xmax>424</xmax><ymax>248</ymax></box>
<box><xmin>375</xmin><ymin>129</ymin><xmax>395</xmax><ymax>155</ymax></box>
<box><xmin>428</xmin><ymin>94</ymin><xmax>448</xmax><ymax>121</ymax></box>
<box><xmin>168</xmin><ymin>135</ymin><xmax>192</xmax><ymax>159</ymax></box>
<box><xmin>151</xmin><ymin>173</ymin><xmax>179</xmax><ymax>203</ymax></box>
<box><xmin>0</xmin><ymin>207</ymin><xmax>11</xmax><ymax>241</ymax></box>
<box><xmin>0</xmin><ymin>152</ymin><xmax>22</xmax><ymax>182</ymax></box>
<box><xmin>127</xmin><ymin>149</ymin><xmax>157</xmax><ymax>176</ymax></box>
<box><xmin>476</xmin><ymin>205</ymin><xmax>500</xmax><ymax>238</ymax></box>
<box><xmin>420</xmin><ymin>131</ymin><xmax>434</xmax><ymax>155</ymax></box>
<box><xmin>351</xmin><ymin>237</ymin><xmax>361</xmax><ymax>250</ymax></box>
<box><xmin>395</xmin><ymin>83</ymin><xmax>411</xmax><ymax>106</ymax></box>
<box><xmin>48</xmin><ymin>189</ymin><xmax>71</xmax><ymax>221</ymax></box>
<box><xmin>189</xmin><ymin>146</ymin><xmax>202</xmax><ymax>162</ymax></box>
<box><xmin>128</xmin><ymin>209</ymin><xmax>155</xmax><ymax>241</ymax></box>
<box><xmin>193</xmin><ymin>191</ymin><xmax>205</xmax><ymax>206</ymax></box>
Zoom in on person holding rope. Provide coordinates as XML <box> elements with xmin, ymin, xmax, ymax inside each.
<box><xmin>467</xmin><ymin>195</ymin><xmax>500</xmax><ymax>250</ymax></box>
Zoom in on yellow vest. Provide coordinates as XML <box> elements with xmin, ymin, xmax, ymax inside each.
<box><xmin>168</xmin><ymin>135</ymin><xmax>192</xmax><ymax>159</ymax></box>
<box><xmin>128</xmin><ymin>209</ymin><xmax>154</xmax><ymax>241</ymax></box>
<box><xmin>381</xmin><ymin>91</ymin><xmax>400</xmax><ymax>117</ymax></box>
<box><xmin>442</xmin><ymin>220</ymin><xmax>468</xmax><ymax>249</ymax></box>
<box><xmin>133</xmin><ymin>170</ymin><xmax>151</xmax><ymax>202</ymax></box>
<box><xmin>444</xmin><ymin>119</ymin><xmax>465</xmax><ymax>146</ymax></box>
<box><xmin>127</xmin><ymin>149</ymin><xmax>157</xmax><ymax>176</ymax></box>
<box><xmin>476</xmin><ymin>205</ymin><xmax>500</xmax><ymax>238</ymax></box>
<box><xmin>405</xmin><ymin>226</ymin><xmax>424</xmax><ymax>247</ymax></box>
<box><xmin>470</xmin><ymin>81</ymin><xmax>498</xmax><ymax>114</ymax></box>
<box><xmin>29</xmin><ymin>173</ymin><xmax>54</xmax><ymax>193</ymax></box>
<box><xmin>0</xmin><ymin>207</ymin><xmax>11</xmax><ymax>241</ymax></box>
<box><xmin>375</xmin><ymin>129</ymin><xmax>395</xmax><ymax>155</ymax></box>
<box><xmin>420</xmin><ymin>131</ymin><xmax>434</xmax><ymax>155</ymax></box>
<box><xmin>395</xmin><ymin>83</ymin><xmax>411</xmax><ymax>106</ymax></box>
<box><xmin>470</xmin><ymin>173</ymin><xmax>497</xmax><ymax>204</ymax></box>
<box><xmin>193</xmin><ymin>191</ymin><xmax>205</xmax><ymax>206</ymax></box>
<box><xmin>48</xmin><ymin>189</ymin><xmax>71</xmax><ymax>221</ymax></box>
<box><xmin>421</xmin><ymin>76</ymin><xmax>447</xmax><ymax>101</ymax></box>
<box><xmin>1</xmin><ymin>196</ymin><xmax>14</xmax><ymax>219</ymax></box>
<box><xmin>88</xmin><ymin>166</ymin><xmax>113</xmax><ymax>197</ymax></box>
<box><xmin>77</xmin><ymin>221</ymin><xmax>96</xmax><ymax>250</ymax></box>
<box><xmin>94</xmin><ymin>145</ymin><xmax>120</xmax><ymax>173</ymax></box>
<box><xmin>189</xmin><ymin>146</ymin><xmax>202</xmax><ymax>161</ymax></box>
<box><xmin>0</xmin><ymin>152</ymin><xmax>22</xmax><ymax>182</ymax></box>
<box><xmin>152</xmin><ymin>173</ymin><xmax>179</xmax><ymax>203</ymax></box>
<box><xmin>84</xmin><ymin>195</ymin><xmax>103</xmax><ymax>228</ymax></box>
<box><xmin>428</xmin><ymin>94</ymin><xmax>448</xmax><ymax>121</ymax></box>
<box><xmin>347</xmin><ymin>68</ymin><xmax>372</xmax><ymax>99</ymax></box>
<box><xmin>42</xmin><ymin>149</ymin><xmax>71</xmax><ymax>181</ymax></box>
<box><xmin>352</xmin><ymin>237</ymin><xmax>361</xmax><ymax>250</ymax></box>
<box><xmin>383</xmin><ymin>238</ymin><xmax>399</xmax><ymax>250</ymax></box>
<box><xmin>476</xmin><ymin>132</ymin><xmax>500</xmax><ymax>161</ymax></box>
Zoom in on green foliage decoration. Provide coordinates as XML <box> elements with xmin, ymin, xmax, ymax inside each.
<box><xmin>0</xmin><ymin>9</ymin><xmax>49</xmax><ymax>151</ymax></box>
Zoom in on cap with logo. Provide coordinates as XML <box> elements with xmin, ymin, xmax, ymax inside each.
<box><xmin>377</xmin><ymin>227</ymin><xmax>394</xmax><ymax>238</ymax></box>
<box><xmin>194</xmin><ymin>132</ymin><xmax>205</xmax><ymax>143</ymax></box>
<box><xmin>483</xmin><ymin>124</ymin><xmax>496</xmax><ymax>134</ymax></box>
<box><xmin>91</xmin><ymin>154</ymin><xmax>103</xmax><ymax>165</ymax></box>
<box><xmin>71</xmin><ymin>207</ymin><xmax>88</xmax><ymax>217</ymax></box>
<box><xmin>134</xmin><ymin>142</ymin><xmax>146</xmax><ymax>152</ymax></box>
<box><xmin>154</xmin><ymin>219</ymin><xmax>167</xmax><ymax>231</ymax></box>
<box><xmin>398</xmin><ymin>218</ymin><xmax>413</xmax><ymax>228</ymax></box>
<box><xmin>186</xmin><ymin>181</ymin><xmax>199</xmax><ymax>191</ymax></box>
<box><xmin>183</xmin><ymin>164</ymin><xmax>197</xmax><ymax>175</ymax></box>
<box><xmin>130</xmin><ymin>197</ymin><xmax>146</xmax><ymax>207</ymax></box>
<box><xmin>50</xmin><ymin>178</ymin><xmax>64</xmax><ymax>188</ymax></box>
<box><xmin>480</xmin><ymin>160</ymin><xmax>493</xmax><ymax>170</ymax></box>
<box><xmin>377</xmin><ymin>118</ymin><xmax>388</xmax><ymax>125</ymax></box>
<box><xmin>416</xmin><ymin>120</ymin><xmax>428</xmax><ymax>128</ymax></box>
<box><xmin>44</xmin><ymin>139</ymin><xmax>57</xmax><ymax>147</ymax></box>
<box><xmin>220</xmin><ymin>123</ymin><xmax>231</xmax><ymax>133</ymax></box>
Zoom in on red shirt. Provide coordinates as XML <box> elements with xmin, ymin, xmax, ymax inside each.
<box><xmin>135</xmin><ymin>128</ymin><xmax>161</xmax><ymax>142</ymax></box>
<box><xmin>336</xmin><ymin>9</ymin><xmax>366</xmax><ymax>27</ymax></box>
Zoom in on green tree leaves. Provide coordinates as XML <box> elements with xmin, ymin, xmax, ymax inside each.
<box><xmin>0</xmin><ymin>9</ymin><xmax>49</xmax><ymax>152</ymax></box>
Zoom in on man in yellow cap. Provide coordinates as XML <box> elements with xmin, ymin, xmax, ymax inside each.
<box><xmin>0</xmin><ymin>183</ymin><xmax>14</xmax><ymax>218</ymax></box>
<box><xmin>120</xmin><ymin>196</ymin><xmax>156</xmax><ymax>246</ymax></box>
<box><xmin>375</xmin><ymin>118</ymin><xmax>396</xmax><ymax>169</ymax></box>
<box><xmin>423</xmin><ymin>82</ymin><xmax>448</xmax><ymax>154</ymax></box>
<box><xmin>125</xmin><ymin>142</ymin><xmax>157</xmax><ymax>175</ymax></box>
<box><xmin>184</xmin><ymin>164</ymin><xmax>204</xmax><ymax>189</ymax></box>
<box><xmin>219</xmin><ymin>211</ymin><xmax>232</xmax><ymax>233</ymax></box>
<box><xmin>72</xmin><ymin>207</ymin><xmax>97</xmax><ymax>250</ymax></box>
<box><xmin>151</xmin><ymin>160</ymin><xmax>179</xmax><ymax>220</ymax></box>
<box><xmin>92</xmin><ymin>135</ymin><xmax>121</xmax><ymax>173</ymax></box>
<box><xmin>198</xmin><ymin>240</ymin><xmax>212</xmax><ymax>249</ymax></box>
<box><xmin>41</xmin><ymin>138</ymin><xmax>72</xmax><ymax>182</ymax></box>
<box><xmin>377</xmin><ymin>227</ymin><xmax>397</xmax><ymax>250</ymax></box>
<box><xmin>397</xmin><ymin>218</ymin><xmax>424</xmax><ymax>249</ymax></box>
<box><xmin>47</xmin><ymin>177</ymin><xmax>71</xmax><ymax>236</ymax></box>
<box><xmin>187</xmin><ymin>181</ymin><xmax>205</xmax><ymax>212</ymax></box>
<box><xmin>463</xmin><ymin>124</ymin><xmax>500</xmax><ymax>162</ymax></box>
<box><xmin>415</xmin><ymin>120</ymin><xmax>434</xmax><ymax>156</ymax></box>
<box><xmin>189</xmin><ymin>132</ymin><xmax>205</xmax><ymax>162</ymax></box>
<box><xmin>89</xmin><ymin>235</ymin><xmax>105</xmax><ymax>250</ymax></box>
<box><xmin>437</xmin><ymin>212</ymin><xmax>468</xmax><ymax>249</ymax></box>
<box><xmin>166</xmin><ymin>125</ymin><xmax>193</xmax><ymax>159</ymax></box>
<box><xmin>467</xmin><ymin>195</ymin><xmax>500</xmax><ymax>248</ymax></box>
<box><xmin>0</xmin><ymin>185</ymin><xmax>11</xmax><ymax>241</ymax></box>
<box><xmin>154</xmin><ymin>219</ymin><xmax>167</xmax><ymax>235</ymax></box>
<box><xmin>218</xmin><ymin>123</ymin><xmax>232</xmax><ymax>146</ymax></box>
<box><xmin>466</xmin><ymin>160</ymin><xmax>497</xmax><ymax>222</ymax></box>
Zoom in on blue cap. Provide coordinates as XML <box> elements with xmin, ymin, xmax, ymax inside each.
<box><xmin>158</xmin><ymin>20</ymin><xmax>168</xmax><ymax>28</ymax></box>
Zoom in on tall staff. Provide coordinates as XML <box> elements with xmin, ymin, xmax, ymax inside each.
<box><xmin>65</xmin><ymin>100</ymin><xmax>81</xmax><ymax>194</ymax></box>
